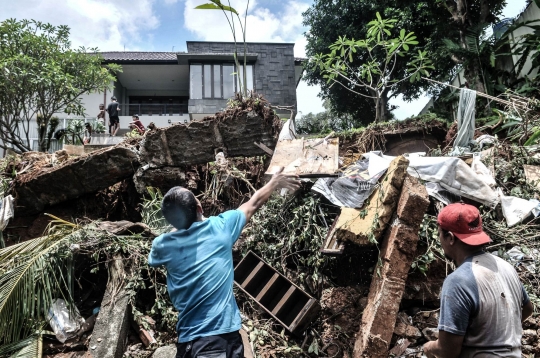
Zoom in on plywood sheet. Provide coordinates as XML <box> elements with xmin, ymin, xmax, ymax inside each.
<box><xmin>524</xmin><ymin>165</ymin><xmax>540</xmax><ymax>188</ymax></box>
<box><xmin>265</xmin><ymin>138</ymin><xmax>339</xmax><ymax>177</ymax></box>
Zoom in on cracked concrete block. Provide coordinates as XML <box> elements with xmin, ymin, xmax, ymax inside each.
<box><xmin>13</xmin><ymin>145</ymin><xmax>140</xmax><ymax>215</ymax></box>
<box><xmin>353</xmin><ymin>176</ymin><xmax>429</xmax><ymax>358</ymax></box>
<box><xmin>152</xmin><ymin>344</ymin><xmax>177</xmax><ymax>358</ymax></box>
<box><xmin>140</xmin><ymin>112</ymin><xmax>278</xmax><ymax>167</ymax></box>
<box><xmin>397</xmin><ymin>175</ymin><xmax>430</xmax><ymax>226</ymax></box>
<box><xmin>133</xmin><ymin>166</ymin><xmax>187</xmax><ymax>194</ymax></box>
<box><xmin>89</xmin><ymin>256</ymin><xmax>131</xmax><ymax>358</ymax></box>
<box><xmin>88</xmin><ymin>291</ymin><xmax>130</xmax><ymax>358</ymax></box>
<box><xmin>334</xmin><ymin>156</ymin><xmax>409</xmax><ymax>246</ymax></box>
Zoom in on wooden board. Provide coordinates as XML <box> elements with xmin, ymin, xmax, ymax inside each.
<box><xmin>234</xmin><ymin>251</ymin><xmax>321</xmax><ymax>335</ymax></box>
<box><xmin>320</xmin><ymin>215</ymin><xmax>346</xmax><ymax>255</ymax></box>
<box><xmin>265</xmin><ymin>138</ymin><xmax>339</xmax><ymax>177</ymax></box>
<box><xmin>524</xmin><ymin>165</ymin><xmax>540</xmax><ymax>188</ymax></box>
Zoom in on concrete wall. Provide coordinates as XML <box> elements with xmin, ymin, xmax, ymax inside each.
<box><xmin>187</xmin><ymin>42</ymin><xmax>297</xmax><ymax>114</ymax></box>
<box><xmin>509</xmin><ymin>1</ymin><xmax>540</xmax><ymax>79</ymax></box>
<box><xmin>118</xmin><ymin>114</ymin><xmax>189</xmax><ymax>129</ymax></box>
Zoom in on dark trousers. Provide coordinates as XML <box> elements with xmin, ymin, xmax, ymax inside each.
<box><xmin>176</xmin><ymin>331</ymin><xmax>244</xmax><ymax>358</ymax></box>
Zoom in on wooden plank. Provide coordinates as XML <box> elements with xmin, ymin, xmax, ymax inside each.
<box><xmin>271</xmin><ymin>286</ymin><xmax>296</xmax><ymax>316</ymax></box>
<box><xmin>234</xmin><ymin>251</ymin><xmax>321</xmax><ymax>335</ymax></box>
<box><xmin>288</xmin><ymin>298</ymin><xmax>321</xmax><ymax>334</ymax></box>
<box><xmin>321</xmin><ymin>215</ymin><xmax>346</xmax><ymax>255</ymax></box>
<box><xmin>241</xmin><ymin>261</ymin><xmax>265</xmax><ymax>288</ymax></box>
<box><xmin>255</xmin><ymin>273</ymin><xmax>281</xmax><ymax>301</ymax></box>
<box><xmin>265</xmin><ymin>138</ymin><xmax>339</xmax><ymax>177</ymax></box>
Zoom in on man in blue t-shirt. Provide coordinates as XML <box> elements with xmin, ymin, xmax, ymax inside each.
<box><xmin>148</xmin><ymin>167</ymin><xmax>299</xmax><ymax>358</ymax></box>
<box><xmin>423</xmin><ymin>203</ymin><xmax>534</xmax><ymax>358</ymax></box>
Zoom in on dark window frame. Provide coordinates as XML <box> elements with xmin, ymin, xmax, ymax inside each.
<box><xmin>190</xmin><ymin>62</ymin><xmax>255</xmax><ymax>99</ymax></box>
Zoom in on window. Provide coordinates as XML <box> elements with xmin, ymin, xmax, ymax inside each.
<box><xmin>190</xmin><ymin>63</ymin><xmax>254</xmax><ymax>100</ymax></box>
<box><xmin>222</xmin><ymin>64</ymin><xmax>235</xmax><ymax>99</ymax></box>
<box><xmin>203</xmin><ymin>64</ymin><xmax>212</xmax><ymax>98</ymax></box>
<box><xmin>190</xmin><ymin>65</ymin><xmax>202</xmax><ymax>99</ymax></box>
<box><xmin>213</xmin><ymin>65</ymin><xmax>222</xmax><ymax>98</ymax></box>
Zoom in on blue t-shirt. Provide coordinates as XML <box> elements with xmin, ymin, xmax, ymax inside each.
<box><xmin>148</xmin><ymin>210</ymin><xmax>246</xmax><ymax>343</ymax></box>
<box><xmin>438</xmin><ymin>252</ymin><xmax>529</xmax><ymax>357</ymax></box>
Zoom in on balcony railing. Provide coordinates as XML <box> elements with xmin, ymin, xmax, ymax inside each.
<box><xmin>122</xmin><ymin>103</ymin><xmax>188</xmax><ymax>116</ymax></box>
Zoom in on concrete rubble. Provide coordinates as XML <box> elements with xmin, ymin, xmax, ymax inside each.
<box><xmin>334</xmin><ymin>156</ymin><xmax>409</xmax><ymax>245</ymax></box>
<box><xmin>5</xmin><ymin>112</ymin><xmax>540</xmax><ymax>358</ymax></box>
<box><xmin>353</xmin><ymin>175</ymin><xmax>430</xmax><ymax>357</ymax></box>
<box><xmin>12</xmin><ymin>112</ymin><xmax>279</xmax><ymax>216</ymax></box>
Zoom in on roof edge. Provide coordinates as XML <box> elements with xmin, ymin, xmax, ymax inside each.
<box><xmin>186</xmin><ymin>41</ymin><xmax>295</xmax><ymax>46</ymax></box>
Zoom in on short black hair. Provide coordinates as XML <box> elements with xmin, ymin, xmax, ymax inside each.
<box><xmin>111</xmin><ymin>96</ymin><xmax>117</xmax><ymax>100</ymax></box>
<box><xmin>161</xmin><ymin>187</ymin><xmax>198</xmax><ymax>230</ymax></box>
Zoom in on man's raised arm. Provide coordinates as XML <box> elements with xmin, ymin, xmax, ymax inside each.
<box><xmin>239</xmin><ymin>167</ymin><xmax>300</xmax><ymax>222</ymax></box>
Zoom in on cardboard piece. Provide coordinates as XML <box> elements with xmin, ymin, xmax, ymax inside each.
<box><xmin>265</xmin><ymin>138</ymin><xmax>339</xmax><ymax>177</ymax></box>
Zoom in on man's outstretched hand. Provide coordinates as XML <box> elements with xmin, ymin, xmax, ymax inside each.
<box><xmin>239</xmin><ymin>166</ymin><xmax>300</xmax><ymax>222</ymax></box>
<box><xmin>269</xmin><ymin>166</ymin><xmax>301</xmax><ymax>191</ymax></box>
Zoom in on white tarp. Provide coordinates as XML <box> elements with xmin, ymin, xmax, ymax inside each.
<box><xmin>454</xmin><ymin>88</ymin><xmax>476</xmax><ymax>151</ymax></box>
<box><xmin>498</xmin><ymin>188</ymin><xmax>537</xmax><ymax>227</ymax></box>
<box><xmin>366</xmin><ymin>152</ymin><xmax>500</xmax><ymax>208</ymax></box>
<box><xmin>0</xmin><ymin>195</ymin><xmax>14</xmax><ymax>231</ymax></box>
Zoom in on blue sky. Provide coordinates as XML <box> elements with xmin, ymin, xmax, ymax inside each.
<box><xmin>0</xmin><ymin>0</ymin><xmax>530</xmax><ymax>119</ymax></box>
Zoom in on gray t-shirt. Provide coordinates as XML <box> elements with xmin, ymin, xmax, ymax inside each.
<box><xmin>438</xmin><ymin>252</ymin><xmax>529</xmax><ymax>357</ymax></box>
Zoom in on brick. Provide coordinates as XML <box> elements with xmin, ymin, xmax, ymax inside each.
<box><xmin>396</xmin><ymin>175</ymin><xmax>430</xmax><ymax>226</ymax></box>
<box><xmin>353</xmin><ymin>176</ymin><xmax>429</xmax><ymax>357</ymax></box>
<box><xmin>334</xmin><ymin>156</ymin><xmax>409</xmax><ymax>246</ymax></box>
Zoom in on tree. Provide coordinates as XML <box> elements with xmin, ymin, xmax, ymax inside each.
<box><xmin>0</xmin><ymin>19</ymin><xmax>121</xmax><ymax>153</ymax></box>
<box><xmin>436</xmin><ymin>0</ymin><xmax>507</xmax><ymax>93</ymax></box>
<box><xmin>195</xmin><ymin>0</ymin><xmax>250</xmax><ymax>97</ymax></box>
<box><xmin>303</xmin><ymin>0</ymin><xmax>458</xmax><ymax>122</ymax></box>
<box><xmin>296</xmin><ymin>110</ymin><xmax>361</xmax><ymax>134</ymax></box>
<box><xmin>312</xmin><ymin>13</ymin><xmax>434</xmax><ymax>122</ymax></box>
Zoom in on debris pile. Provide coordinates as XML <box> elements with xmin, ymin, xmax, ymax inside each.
<box><xmin>1</xmin><ymin>102</ymin><xmax>540</xmax><ymax>358</ymax></box>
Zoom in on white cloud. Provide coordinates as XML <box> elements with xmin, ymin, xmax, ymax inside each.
<box><xmin>1</xmin><ymin>0</ymin><xmax>160</xmax><ymax>51</ymax></box>
<box><xmin>184</xmin><ymin>0</ymin><xmax>309</xmax><ymax>48</ymax></box>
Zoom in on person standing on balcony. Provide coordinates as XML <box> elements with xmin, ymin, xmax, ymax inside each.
<box><xmin>106</xmin><ymin>96</ymin><xmax>120</xmax><ymax>136</ymax></box>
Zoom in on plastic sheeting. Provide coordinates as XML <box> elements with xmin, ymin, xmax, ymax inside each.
<box><xmin>0</xmin><ymin>195</ymin><xmax>14</xmax><ymax>231</ymax></box>
<box><xmin>47</xmin><ymin>298</ymin><xmax>85</xmax><ymax>343</ymax></box>
<box><xmin>498</xmin><ymin>188</ymin><xmax>538</xmax><ymax>227</ymax></box>
<box><xmin>363</xmin><ymin>152</ymin><xmax>500</xmax><ymax>208</ymax></box>
<box><xmin>454</xmin><ymin>88</ymin><xmax>476</xmax><ymax>150</ymax></box>
<box><xmin>278</xmin><ymin>118</ymin><xmax>297</xmax><ymax>141</ymax></box>
<box><xmin>312</xmin><ymin>157</ymin><xmax>386</xmax><ymax>208</ymax></box>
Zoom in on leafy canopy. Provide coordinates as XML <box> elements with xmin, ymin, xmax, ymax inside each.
<box><xmin>302</xmin><ymin>0</ymin><xmax>458</xmax><ymax>122</ymax></box>
<box><xmin>311</xmin><ymin>13</ymin><xmax>434</xmax><ymax>122</ymax></box>
<box><xmin>0</xmin><ymin>19</ymin><xmax>121</xmax><ymax>153</ymax></box>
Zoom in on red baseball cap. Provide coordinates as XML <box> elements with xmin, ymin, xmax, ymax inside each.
<box><xmin>437</xmin><ymin>203</ymin><xmax>491</xmax><ymax>245</ymax></box>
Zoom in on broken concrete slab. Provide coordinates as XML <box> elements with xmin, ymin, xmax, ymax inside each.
<box><xmin>396</xmin><ymin>175</ymin><xmax>430</xmax><ymax>226</ymax></box>
<box><xmin>334</xmin><ymin>156</ymin><xmax>409</xmax><ymax>246</ymax></box>
<box><xmin>88</xmin><ymin>256</ymin><xmax>131</xmax><ymax>358</ymax></box>
<box><xmin>140</xmin><ymin>112</ymin><xmax>278</xmax><ymax>167</ymax></box>
<box><xmin>353</xmin><ymin>175</ymin><xmax>429</xmax><ymax>357</ymax></box>
<box><xmin>133</xmin><ymin>166</ymin><xmax>187</xmax><ymax>194</ymax></box>
<box><xmin>152</xmin><ymin>344</ymin><xmax>177</xmax><ymax>358</ymax></box>
<box><xmin>13</xmin><ymin>145</ymin><xmax>140</xmax><ymax>215</ymax></box>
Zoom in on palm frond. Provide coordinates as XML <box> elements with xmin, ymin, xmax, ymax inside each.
<box><xmin>141</xmin><ymin>187</ymin><xmax>171</xmax><ymax>234</ymax></box>
<box><xmin>0</xmin><ymin>219</ymin><xmax>80</xmax><ymax>345</ymax></box>
<box><xmin>0</xmin><ymin>333</ymin><xmax>42</xmax><ymax>358</ymax></box>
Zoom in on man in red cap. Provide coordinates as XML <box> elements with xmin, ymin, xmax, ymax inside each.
<box><xmin>423</xmin><ymin>203</ymin><xmax>533</xmax><ymax>358</ymax></box>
